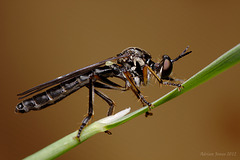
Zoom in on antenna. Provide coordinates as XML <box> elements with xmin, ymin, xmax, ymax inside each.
<box><xmin>171</xmin><ymin>46</ymin><xmax>192</xmax><ymax>63</ymax></box>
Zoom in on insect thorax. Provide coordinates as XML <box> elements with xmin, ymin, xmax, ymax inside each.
<box><xmin>117</xmin><ymin>47</ymin><xmax>155</xmax><ymax>86</ymax></box>
<box><xmin>117</xmin><ymin>47</ymin><xmax>152</xmax><ymax>66</ymax></box>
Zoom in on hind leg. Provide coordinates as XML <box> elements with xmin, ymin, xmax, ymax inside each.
<box><xmin>77</xmin><ymin>78</ymin><xmax>94</xmax><ymax>139</ymax></box>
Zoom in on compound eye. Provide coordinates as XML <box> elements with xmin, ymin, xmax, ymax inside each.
<box><xmin>161</xmin><ymin>55</ymin><xmax>173</xmax><ymax>78</ymax></box>
<box><xmin>163</xmin><ymin>59</ymin><xmax>171</xmax><ymax>71</ymax></box>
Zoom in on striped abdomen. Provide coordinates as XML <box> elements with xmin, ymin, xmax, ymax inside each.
<box><xmin>15</xmin><ymin>76</ymin><xmax>91</xmax><ymax>113</ymax></box>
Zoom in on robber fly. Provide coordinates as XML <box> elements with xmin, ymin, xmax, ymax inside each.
<box><xmin>16</xmin><ymin>46</ymin><xmax>191</xmax><ymax>138</ymax></box>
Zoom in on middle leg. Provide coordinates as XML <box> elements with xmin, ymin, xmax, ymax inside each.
<box><xmin>122</xmin><ymin>70</ymin><xmax>153</xmax><ymax>117</ymax></box>
<box><xmin>93</xmin><ymin>88</ymin><xmax>115</xmax><ymax>135</ymax></box>
<box><xmin>93</xmin><ymin>89</ymin><xmax>115</xmax><ymax>116</ymax></box>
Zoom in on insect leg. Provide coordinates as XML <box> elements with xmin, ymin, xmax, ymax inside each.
<box><xmin>143</xmin><ymin>64</ymin><xmax>163</xmax><ymax>85</ymax></box>
<box><xmin>144</xmin><ymin>64</ymin><xmax>183</xmax><ymax>90</ymax></box>
<box><xmin>123</xmin><ymin>70</ymin><xmax>152</xmax><ymax>109</ymax></box>
<box><xmin>94</xmin><ymin>82</ymin><xmax>127</xmax><ymax>91</ymax></box>
<box><xmin>161</xmin><ymin>76</ymin><xmax>184</xmax><ymax>91</ymax></box>
<box><xmin>93</xmin><ymin>89</ymin><xmax>115</xmax><ymax>135</ymax></box>
<box><xmin>77</xmin><ymin>77</ymin><xmax>94</xmax><ymax>139</ymax></box>
<box><xmin>162</xmin><ymin>77</ymin><xmax>185</xmax><ymax>84</ymax></box>
<box><xmin>91</xmin><ymin>88</ymin><xmax>116</xmax><ymax>116</ymax></box>
<box><xmin>97</xmin><ymin>76</ymin><xmax>124</xmax><ymax>88</ymax></box>
<box><xmin>162</xmin><ymin>81</ymin><xmax>183</xmax><ymax>91</ymax></box>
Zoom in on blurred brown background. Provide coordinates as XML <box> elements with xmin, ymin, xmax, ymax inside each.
<box><xmin>1</xmin><ymin>0</ymin><xmax>240</xmax><ymax>160</ymax></box>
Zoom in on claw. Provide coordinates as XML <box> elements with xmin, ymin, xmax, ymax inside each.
<box><xmin>145</xmin><ymin>111</ymin><xmax>153</xmax><ymax>117</ymax></box>
<box><xmin>105</xmin><ymin>130</ymin><xmax>112</xmax><ymax>135</ymax></box>
<box><xmin>177</xmin><ymin>85</ymin><xmax>184</xmax><ymax>91</ymax></box>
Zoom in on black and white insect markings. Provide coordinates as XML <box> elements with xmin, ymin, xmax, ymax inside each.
<box><xmin>16</xmin><ymin>46</ymin><xmax>191</xmax><ymax>139</ymax></box>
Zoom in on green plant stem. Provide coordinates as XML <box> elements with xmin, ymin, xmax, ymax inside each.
<box><xmin>24</xmin><ymin>44</ymin><xmax>240</xmax><ymax>160</ymax></box>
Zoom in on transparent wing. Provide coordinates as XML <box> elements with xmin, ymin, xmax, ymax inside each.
<box><xmin>17</xmin><ymin>54</ymin><xmax>130</xmax><ymax>99</ymax></box>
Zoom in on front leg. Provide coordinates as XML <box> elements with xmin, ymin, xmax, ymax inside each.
<box><xmin>162</xmin><ymin>77</ymin><xmax>184</xmax><ymax>91</ymax></box>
